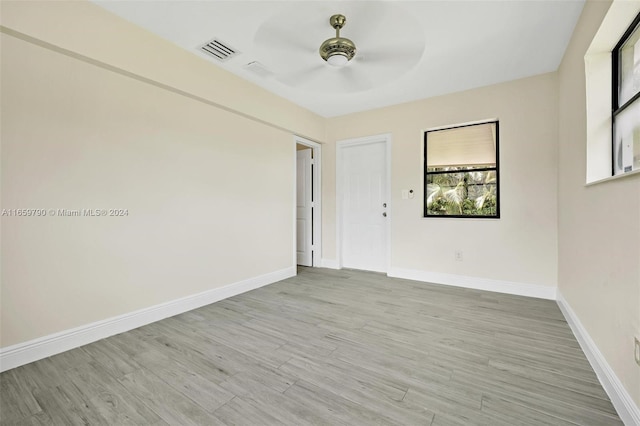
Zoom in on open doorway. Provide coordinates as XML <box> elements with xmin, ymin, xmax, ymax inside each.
<box><xmin>294</xmin><ymin>136</ymin><xmax>321</xmax><ymax>267</ymax></box>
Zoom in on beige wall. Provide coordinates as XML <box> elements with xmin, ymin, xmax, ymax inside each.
<box><xmin>0</xmin><ymin>1</ymin><xmax>325</xmax><ymax>143</ymax></box>
<box><xmin>324</xmin><ymin>73</ymin><xmax>559</xmax><ymax>289</ymax></box>
<box><xmin>557</xmin><ymin>0</ymin><xmax>640</xmax><ymax>405</ymax></box>
<box><xmin>0</xmin><ymin>2</ymin><xmax>326</xmax><ymax>347</ymax></box>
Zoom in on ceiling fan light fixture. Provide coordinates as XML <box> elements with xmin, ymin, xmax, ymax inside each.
<box><xmin>327</xmin><ymin>53</ymin><xmax>349</xmax><ymax>67</ymax></box>
<box><xmin>319</xmin><ymin>14</ymin><xmax>356</xmax><ymax>66</ymax></box>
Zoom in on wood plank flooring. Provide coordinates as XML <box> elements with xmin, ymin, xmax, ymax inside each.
<box><xmin>0</xmin><ymin>267</ymin><xmax>622</xmax><ymax>425</ymax></box>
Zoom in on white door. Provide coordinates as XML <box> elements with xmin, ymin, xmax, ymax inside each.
<box><xmin>339</xmin><ymin>138</ymin><xmax>389</xmax><ymax>272</ymax></box>
<box><xmin>296</xmin><ymin>149</ymin><xmax>313</xmax><ymax>266</ymax></box>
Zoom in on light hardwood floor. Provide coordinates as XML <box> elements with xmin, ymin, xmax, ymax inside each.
<box><xmin>0</xmin><ymin>267</ymin><xmax>622</xmax><ymax>425</ymax></box>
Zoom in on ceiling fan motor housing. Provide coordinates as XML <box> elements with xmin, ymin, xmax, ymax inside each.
<box><xmin>320</xmin><ymin>37</ymin><xmax>356</xmax><ymax>62</ymax></box>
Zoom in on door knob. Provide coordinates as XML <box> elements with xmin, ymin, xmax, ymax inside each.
<box><xmin>382</xmin><ymin>212</ymin><xmax>387</xmax><ymax>217</ymax></box>
<box><xmin>383</xmin><ymin>203</ymin><xmax>387</xmax><ymax>208</ymax></box>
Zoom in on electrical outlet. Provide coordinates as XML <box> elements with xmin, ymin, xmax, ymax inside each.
<box><xmin>455</xmin><ymin>250</ymin><xmax>463</xmax><ymax>261</ymax></box>
<box><xmin>635</xmin><ymin>337</ymin><xmax>640</xmax><ymax>367</ymax></box>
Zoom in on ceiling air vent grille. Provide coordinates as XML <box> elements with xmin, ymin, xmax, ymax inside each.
<box><xmin>200</xmin><ymin>39</ymin><xmax>239</xmax><ymax>62</ymax></box>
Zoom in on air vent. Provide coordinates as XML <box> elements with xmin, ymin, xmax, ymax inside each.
<box><xmin>200</xmin><ymin>39</ymin><xmax>239</xmax><ymax>62</ymax></box>
<box><xmin>244</xmin><ymin>61</ymin><xmax>273</xmax><ymax>78</ymax></box>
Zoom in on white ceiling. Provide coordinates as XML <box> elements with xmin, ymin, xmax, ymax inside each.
<box><xmin>93</xmin><ymin>0</ymin><xmax>585</xmax><ymax>118</ymax></box>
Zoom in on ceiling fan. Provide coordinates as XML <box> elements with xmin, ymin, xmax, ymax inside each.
<box><xmin>253</xmin><ymin>3</ymin><xmax>425</xmax><ymax>93</ymax></box>
<box><xmin>319</xmin><ymin>14</ymin><xmax>356</xmax><ymax>67</ymax></box>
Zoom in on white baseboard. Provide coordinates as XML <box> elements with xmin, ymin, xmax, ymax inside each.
<box><xmin>387</xmin><ymin>267</ymin><xmax>557</xmax><ymax>300</ymax></box>
<box><xmin>321</xmin><ymin>258</ymin><xmax>340</xmax><ymax>269</ymax></box>
<box><xmin>0</xmin><ymin>266</ymin><xmax>296</xmax><ymax>373</ymax></box>
<box><xmin>557</xmin><ymin>291</ymin><xmax>640</xmax><ymax>426</ymax></box>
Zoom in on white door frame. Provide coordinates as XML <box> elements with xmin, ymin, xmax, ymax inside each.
<box><xmin>293</xmin><ymin>135</ymin><xmax>322</xmax><ymax>268</ymax></box>
<box><xmin>336</xmin><ymin>133</ymin><xmax>392</xmax><ymax>272</ymax></box>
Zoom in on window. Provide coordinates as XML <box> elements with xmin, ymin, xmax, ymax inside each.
<box><xmin>423</xmin><ymin>121</ymin><xmax>499</xmax><ymax>218</ymax></box>
<box><xmin>612</xmin><ymin>12</ymin><xmax>640</xmax><ymax>175</ymax></box>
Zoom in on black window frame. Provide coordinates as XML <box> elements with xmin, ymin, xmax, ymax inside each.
<box><xmin>611</xmin><ymin>12</ymin><xmax>640</xmax><ymax>175</ymax></box>
<box><xmin>423</xmin><ymin>120</ymin><xmax>500</xmax><ymax>219</ymax></box>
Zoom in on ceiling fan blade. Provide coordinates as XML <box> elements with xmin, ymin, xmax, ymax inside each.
<box><xmin>355</xmin><ymin>44</ymin><xmax>425</xmax><ymax>66</ymax></box>
<box><xmin>340</xmin><ymin>65</ymin><xmax>373</xmax><ymax>92</ymax></box>
<box><xmin>255</xmin><ymin>25</ymin><xmax>315</xmax><ymax>56</ymax></box>
<box><xmin>279</xmin><ymin>64</ymin><xmax>326</xmax><ymax>87</ymax></box>
<box><xmin>342</xmin><ymin>2</ymin><xmax>389</xmax><ymax>47</ymax></box>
